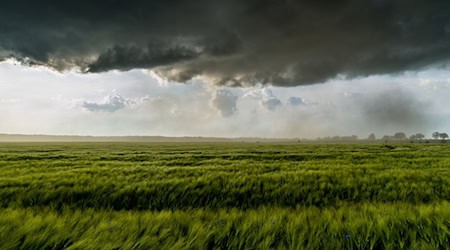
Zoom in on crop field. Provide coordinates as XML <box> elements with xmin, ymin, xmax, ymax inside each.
<box><xmin>0</xmin><ymin>142</ymin><xmax>449</xmax><ymax>249</ymax></box>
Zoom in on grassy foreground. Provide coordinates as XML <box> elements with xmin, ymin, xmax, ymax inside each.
<box><xmin>0</xmin><ymin>142</ymin><xmax>449</xmax><ymax>249</ymax></box>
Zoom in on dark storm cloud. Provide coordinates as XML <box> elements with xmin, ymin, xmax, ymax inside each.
<box><xmin>1</xmin><ymin>0</ymin><xmax>450</xmax><ymax>86</ymax></box>
<box><xmin>87</xmin><ymin>43</ymin><xmax>200</xmax><ymax>73</ymax></box>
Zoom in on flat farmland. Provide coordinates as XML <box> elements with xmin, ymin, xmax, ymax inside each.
<box><xmin>0</xmin><ymin>142</ymin><xmax>449</xmax><ymax>249</ymax></box>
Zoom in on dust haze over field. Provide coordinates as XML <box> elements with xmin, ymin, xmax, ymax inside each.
<box><xmin>1</xmin><ymin>0</ymin><xmax>450</xmax><ymax>138</ymax></box>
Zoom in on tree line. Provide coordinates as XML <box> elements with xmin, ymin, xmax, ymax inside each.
<box><xmin>369</xmin><ymin>132</ymin><xmax>448</xmax><ymax>141</ymax></box>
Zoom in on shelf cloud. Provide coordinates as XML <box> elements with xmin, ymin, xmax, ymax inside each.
<box><xmin>1</xmin><ymin>0</ymin><xmax>450</xmax><ymax>86</ymax></box>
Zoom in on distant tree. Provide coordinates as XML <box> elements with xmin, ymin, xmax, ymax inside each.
<box><xmin>381</xmin><ymin>135</ymin><xmax>391</xmax><ymax>141</ymax></box>
<box><xmin>416</xmin><ymin>133</ymin><xmax>425</xmax><ymax>140</ymax></box>
<box><xmin>393</xmin><ymin>132</ymin><xmax>407</xmax><ymax>140</ymax></box>
<box><xmin>432</xmin><ymin>132</ymin><xmax>440</xmax><ymax>140</ymax></box>
<box><xmin>368</xmin><ymin>133</ymin><xmax>376</xmax><ymax>140</ymax></box>
<box><xmin>439</xmin><ymin>133</ymin><xmax>449</xmax><ymax>140</ymax></box>
<box><xmin>410</xmin><ymin>133</ymin><xmax>425</xmax><ymax>140</ymax></box>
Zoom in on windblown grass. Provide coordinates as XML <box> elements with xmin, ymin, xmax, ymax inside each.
<box><xmin>0</xmin><ymin>142</ymin><xmax>449</xmax><ymax>249</ymax></box>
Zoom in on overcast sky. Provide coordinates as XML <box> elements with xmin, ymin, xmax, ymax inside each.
<box><xmin>1</xmin><ymin>1</ymin><xmax>450</xmax><ymax>138</ymax></box>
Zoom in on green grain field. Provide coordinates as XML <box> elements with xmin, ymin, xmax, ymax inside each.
<box><xmin>0</xmin><ymin>142</ymin><xmax>449</xmax><ymax>249</ymax></box>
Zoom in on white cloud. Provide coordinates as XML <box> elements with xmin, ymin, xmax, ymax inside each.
<box><xmin>287</xmin><ymin>96</ymin><xmax>310</xmax><ymax>106</ymax></box>
<box><xmin>244</xmin><ymin>88</ymin><xmax>282</xmax><ymax>111</ymax></box>
<box><xmin>210</xmin><ymin>89</ymin><xmax>238</xmax><ymax>117</ymax></box>
<box><xmin>0</xmin><ymin>98</ymin><xmax>21</xmax><ymax>104</ymax></box>
<box><xmin>82</xmin><ymin>92</ymin><xmax>128</xmax><ymax>112</ymax></box>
